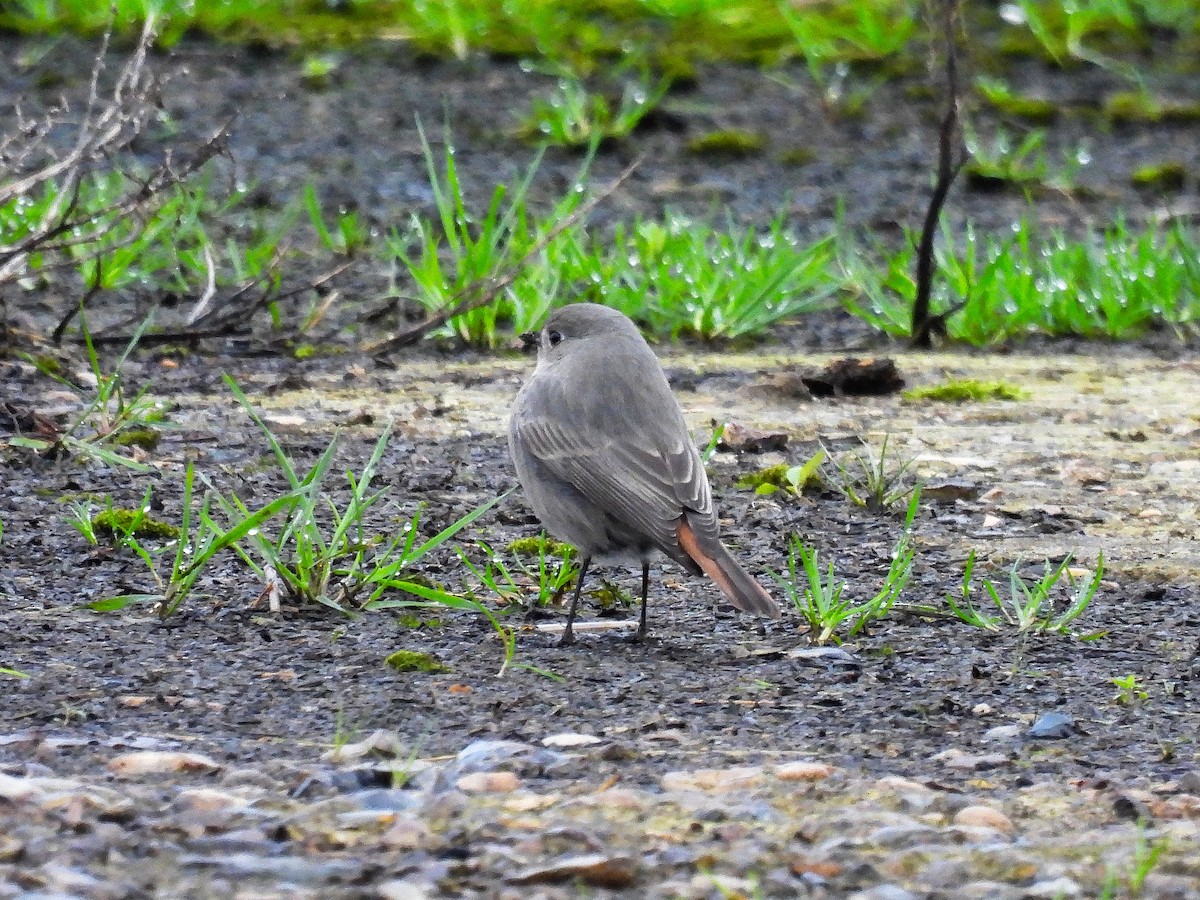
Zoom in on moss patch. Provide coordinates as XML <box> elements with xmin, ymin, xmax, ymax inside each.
<box><xmin>976</xmin><ymin>77</ymin><xmax>1058</xmax><ymax>123</ymax></box>
<box><xmin>92</xmin><ymin>508</ymin><xmax>178</xmax><ymax>540</ymax></box>
<box><xmin>903</xmin><ymin>379</ymin><xmax>1029</xmax><ymax>403</ymax></box>
<box><xmin>114</xmin><ymin>428</ymin><xmax>161</xmax><ymax>450</ymax></box>
<box><xmin>395</xmin><ymin>613</ymin><xmax>444</xmax><ymax>629</ymax></box>
<box><xmin>686</xmin><ymin>129</ymin><xmax>765</xmax><ymax>158</ymax></box>
<box><xmin>1104</xmin><ymin>91</ymin><xmax>1200</xmax><ymax>124</ymax></box>
<box><xmin>385</xmin><ymin>650</ymin><xmax>451</xmax><ymax>674</ymax></box>
<box><xmin>735</xmin><ymin>455</ymin><xmax>823</xmax><ymax>496</ymax></box>
<box><xmin>1131</xmin><ymin>162</ymin><xmax>1187</xmax><ymax>191</ymax></box>
<box><xmin>963</xmin><ymin>161</ymin><xmax>1044</xmax><ymax>192</ymax></box>
<box><xmin>779</xmin><ymin>147</ymin><xmax>817</xmax><ymax>167</ymax></box>
<box><xmin>507</xmin><ymin>535</ymin><xmax>573</xmax><ymax>558</ymax></box>
<box><xmin>735</xmin><ymin>463</ymin><xmax>792</xmax><ymax>492</ymax></box>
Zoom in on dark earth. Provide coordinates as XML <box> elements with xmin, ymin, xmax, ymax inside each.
<box><xmin>2</xmin><ymin>25</ymin><xmax>1200</xmax><ymax>899</ymax></box>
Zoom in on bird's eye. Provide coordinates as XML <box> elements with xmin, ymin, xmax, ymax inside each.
<box><xmin>546</xmin><ymin>329</ymin><xmax>563</xmax><ymax>347</ymax></box>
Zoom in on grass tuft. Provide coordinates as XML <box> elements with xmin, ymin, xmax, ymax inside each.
<box><xmin>384</xmin><ymin>650</ymin><xmax>452</xmax><ymax>674</ymax></box>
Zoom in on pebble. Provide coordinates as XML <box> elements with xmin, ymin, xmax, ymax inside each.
<box><xmin>1025</xmin><ymin>876</ymin><xmax>1082</xmax><ymax>898</ymax></box>
<box><xmin>1028</xmin><ymin>712</ymin><xmax>1075</xmax><ymax>739</ymax></box>
<box><xmin>108</xmin><ymin>750</ymin><xmax>222</xmax><ymax>776</ymax></box>
<box><xmin>0</xmin><ymin>734</ymin><xmax>1192</xmax><ymax>899</ymax></box>
<box><xmin>171</xmin><ymin>787</ymin><xmax>251</xmax><ymax>814</ymax></box>
<box><xmin>957</xmin><ymin>881</ymin><xmax>1023</xmax><ymax>899</ymax></box>
<box><xmin>953</xmin><ymin>804</ymin><xmax>1016</xmax><ymax>834</ymax></box>
<box><xmin>982</xmin><ymin>724</ymin><xmax>1022</xmax><ymax>742</ymax></box>
<box><xmin>507</xmin><ymin>853</ymin><xmax>638</xmax><ymax>888</ymax></box>
<box><xmin>931</xmin><ymin>749</ymin><xmax>1009</xmax><ymax>770</ymax></box>
<box><xmin>775</xmin><ymin>761</ymin><xmax>836</xmax><ymax>782</ymax></box>
<box><xmin>660</xmin><ymin>766</ymin><xmax>763</xmax><ymax>792</ymax></box>
<box><xmin>848</xmin><ymin>886</ymin><xmax>919</xmax><ymax>900</ymax></box>
<box><xmin>1176</xmin><ymin>770</ymin><xmax>1200</xmax><ymax>793</ymax></box>
<box><xmin>541</xmin><ymin>733</ymin><xmax>602</xmax><ymax>748</ymax></box>
<box><xmin>456</xmin><ymin>771</ymin><xmax>520</xmax><ymax>794</ymax></box>
<box><xmin>868</xmin><ymin>823</ymin><xmax>945</xmax><ymax>849</ymax></box>
<box><xmin>381</xmin><ymin>817</ymin><xmax>431</xmax><ymax>850</ymax></box>
<box><xmin>377</xmin><ymin>881</ymin><xmax>433</xmax><ymax>900</ymax></box>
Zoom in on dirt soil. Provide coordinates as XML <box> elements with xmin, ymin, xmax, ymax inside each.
<box><xmin>2</xmin><ymin>30</ymin><xmax>1200</xmax><ymax>900</ymax></box>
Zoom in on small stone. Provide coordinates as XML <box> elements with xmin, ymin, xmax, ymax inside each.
<box><xmin>456</xmin><ymin>771</ymin><xmax>519</xmax><ymax>794</ymax></box>
<box><xmin>1140</xmin><ymin>872</ymin><xmax>1200</xmax><ymax>898</ymax></box>
<box><xmin>689</xmin><ymin>873</ymin><xmax>758</xmax><ymax>896</ymax></box>
<box><xmin>541</xmin><ymin>733</ymin><xmax>602</xmax><ymax>749</ymax></box>
<box><xmin>504</xmin><ymin>792</ymin><xmax>557</xmax><ymax>812</ymax></box>
<box><xmin>0</xmin><ymin>835</ymin><xmax>24</xmax><ymax>862</ymax></box>
<box><xmin>874</xmin><ymin>775</ymin><xmax>933</xmax><ymax>794</ymax></box>
<box><xmin>39</xmin><ymin>865</ymin><xmax>101</xmax><ymax>893</ymax></box>
<box><xmin>1027</xmin><ymin>712</ymin><xmax>1074</xmax><ymax>739</ymax></box>
<box><xmin>776</xmin><ymin>762</ymin><xmax>836</xmax><ymax>782</ymax></box>
<box><xmin>931</xmin><ymin>749</ymin><xmax>1008</xmax><ymax>771</ymax></box>
<box><xmin>323</xmin><ymin>729</ymin><xmax>406</xmax><ymax>761</ymax></box>
<box><xmin>661</xmin><ymin>766</ymin><xmax>762</xmax><ymax>792</ymax></box>
<box><xmin>982</xmin><ymin>725</ymin><xmax>1022</xmax><ymax>742</ymax></box>
<box><xmin>569</xmin><ymin>787</ymin><xmax>645</xmax><ymax>810</ymax></box>
<box><xmin>1024</xmin><ymin>876</ymin><xmax>1081</xmax><ymax>898</ymax></box>
<box><xmin>172</xmin><ymin>787</ymin><xmax>249</xmax><ymax>814</ymax></box>
<box><xmin>847</xmin><ymin>886</ymin><xmax>919</xmax><ymax>900</ymax></box>
<box><xmin>922</xmin><ymin>478</ymin><xmax>981</xmax><ymax>502</ymax></box>
<box><xmin>377</xmin><ymin>881</ymin><xmax>432</xmax><ymax>900</ymax></box>
<box><xmin>951</xmin><ymin>824</ymin><xmax>1011</xmax><ymax>846</ymax></box>
<box><xmin>972</xmin><ymin>703</ymin><xmax>993</xmax><ymax>716</ymax></box>
<box><xmin>381</xmin><ymin>817</ymin><xmax>431</xmax><ymax>850</ymax></box>
<box><xmin>508</xmin><ymin>853</ymin><xmax>638</xmax><ymax>888</ymax></box>
<box><xmin>0</xmin><ymin>772</ymin><xmax>43</xmax><ymax>802</ymax></box>
<box><xmin>1113</xmin><ymin>792</ymin><xmax>1151</xmax><ymax>821</ymax></box>
<box><xmin>958</xmin><ymin>881</ymin><xmax>1023</xmax><ymax>899</ymax></box>
<box><xmin>869</xmin><ymin>823</ymin><xmax>944</xmax><ymax>848</ymax></box>
<box><xmin>1177</xmin><ymin>771</ymin><xmax>1200</xmax><ymax>794</ymax></box>
<box><xmin>790</xmin><ymin>858</ymin><xmax>843</xmax><ymax>879</ymax></box>
<box><xmin>787</xmin><ymin>646</ymin><xmax>859</xmax><ymax>665</ymax></box>
<box><xmin>108</xmin><ymin>751</ymin><xmax>222</xmax><ymax>776</ymax></box>
<box><xmin>717</xmin><ymin>422</ymin><xmax>788</xmax><ymax>454</ymax></box>
<box><xmin>953</xmin><ymin>805</ymin><xmax>1015</xmax><ymax>834</ymax></box>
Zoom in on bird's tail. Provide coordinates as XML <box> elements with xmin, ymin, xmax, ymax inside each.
<box><xmin>677</xmin><ymin>516</ymin><xmax>780</xmax><ymax>619</ymax></box>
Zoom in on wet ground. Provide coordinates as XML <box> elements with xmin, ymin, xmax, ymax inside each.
<box><xmin>2</xmin><ymin>27</ymin><xmax>1200</xmax><ymax>900</ymax></box>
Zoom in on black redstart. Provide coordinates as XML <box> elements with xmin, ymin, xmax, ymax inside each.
<box><xmin>508</xmin><ymin>303</ymin><xmax>780</xmax><ymax>645</ymax></box>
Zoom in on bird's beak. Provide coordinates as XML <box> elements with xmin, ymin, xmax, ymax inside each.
<box><xmin>519</xmin><ymin>331</ymin><xmax>539</xmax><ymax>352</ymax></box>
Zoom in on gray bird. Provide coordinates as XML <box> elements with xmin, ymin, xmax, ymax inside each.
<box><xmin>508</xmin><ymin>303</ymin><xmax>780</xmax><ymax>645</ymax></box>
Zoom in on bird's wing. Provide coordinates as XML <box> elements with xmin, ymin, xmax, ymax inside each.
<box><xmin>512</xmin><ymin>369</ymin><xmax>717</xmax><ymax>554</ymax></box>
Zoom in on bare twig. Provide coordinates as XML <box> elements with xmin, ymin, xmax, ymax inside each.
<box><xmin>1</xmin><ymin>16</ymin><xmax>241</xmax><ymax>353</ymax></box>
<box><xmin>185</xmin><ymin>243</ymin><xmax>219</xmax><ymax>326</ymax></box>
<box><xmin>910</xmin><ymin>0</ymin><xmax>969</xmax><ymax>348</ymax></box>
<box><xmin>364</xmin><ymin>155</ymin><xmax>644</xmax><ymax>356</ymax></box>
<box><xmin>86</xmin><ymin>257</ymin><xmax>354</xmax><ymax>348</ymax></box>
<box><xmin>51</xmin><ymin>260</ymin><xmax>105</xmax><ymax>345</ymax></box>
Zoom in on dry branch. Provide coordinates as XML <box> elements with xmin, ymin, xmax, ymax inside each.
<box><xmin>910</xmin><ymin>0</ymin><xmax>969</xmax><ymax>348</ymax></box>
<box><xmin>0</xmin><ymin>16</ymin><xmax>231</xmax><ymax>349</ymax></box>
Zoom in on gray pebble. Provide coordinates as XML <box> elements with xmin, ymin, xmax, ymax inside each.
<box><xmin>847</xmin><ymin>886</ymin><xmax>920</xmax><ymax>900</ymax></box>
<box><xmin>869</xmin><ymin>823</ymin><xmax>945</xmax><ymax>849</ymax></box>
<box><xmin>1028</xmin><ymin>712</ymin><xmax>1074</xmax><ymax>739</ymax></box>
<box><xmin>1024</xmin><ymin>876</ymin><xmax>1082</xmax><ymax>898</ymax></box>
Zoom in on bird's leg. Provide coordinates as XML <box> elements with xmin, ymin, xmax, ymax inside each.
<box><xmin>632</xmin><ymin>561</ymin><xmax>650</xmax><ymax>642</ymax></box>
<box><xmin>561</xmin><ymin>555</ymin><xmax>591</xmax><ymax>647</ymax></box>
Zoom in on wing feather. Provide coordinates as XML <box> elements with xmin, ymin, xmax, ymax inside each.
<box><xmin>512</xmin><ymin>352</ymin><xmax>718</xmax><ymax>557</ymax></box>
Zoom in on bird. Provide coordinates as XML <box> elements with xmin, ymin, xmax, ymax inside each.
<box><xmin>508</xmin><ymin>302</ymin><xmax>780</xmax><ymax>645</ymax></box>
